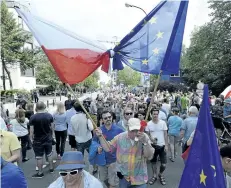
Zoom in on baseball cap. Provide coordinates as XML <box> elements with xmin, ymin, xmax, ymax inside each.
<box><xmin>128</xmin><ymin>118</ymin><xmax>141</xmax><ymax>131</ymax></box>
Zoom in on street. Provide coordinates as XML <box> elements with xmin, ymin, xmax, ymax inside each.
<box><xmin>20</xmin><ymin>143</ymin><xmax>184</xmax><ymax>188</ymax></box>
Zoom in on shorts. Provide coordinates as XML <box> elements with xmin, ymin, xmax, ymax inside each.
<box><xmin>76</xmin><ymin>139</ymin><xmax>92</xmax><ymax>154</ymax></box>
<box><xmin>168</xmin><ymin>135</ymin><xmax>180</xmax><ymax>145</ymax></box>
<box><xmin>98</xmin><ymin>163</ymin><xmax>119</xmax><ymax>186</ymax></box>
<box><xmin>69</xmin><ymin>135</ymin><xmax>77</xmax><ymax>149</ymax></box>
<box><xmin>33</xmin><ymin>140</ymin><xmax>52</xmax><ymax>159</ymax></box>
<box><xmin>150</xmin><ymin>145</ymin><xmax>167</xmax><ymax>164</ymax></box>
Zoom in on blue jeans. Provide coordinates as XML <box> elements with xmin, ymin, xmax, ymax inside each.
<box><xmin>119</xmin><ymin>178</ymin><xmax>147</xmax><ymax>188</ymax></box>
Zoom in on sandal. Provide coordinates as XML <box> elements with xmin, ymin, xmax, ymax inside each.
<box><xmin>159</xmin><ymin>174</ymin><xmax>166</xmax><ymax>185</ymax></box>
<box><xmin>148</xmin><ymin>176</ymin><xmax>157</xmax><ymax>185</ymax></box>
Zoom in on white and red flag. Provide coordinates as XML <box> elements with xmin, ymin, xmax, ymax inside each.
<box><xmin>15</xmin><ymin>8</ymin><xmax>110</xmax><ymax>85</ymax></box>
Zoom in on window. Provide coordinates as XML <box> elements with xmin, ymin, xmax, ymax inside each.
<box><xmin>170</xmin><ymin>71</ymin><xmax>181</xmax><ymax>77</ymax></box>
<box><xmin>20</xmin><ymin>67</ymin><xmax>35</xmax><ymax>77</ymax></box>
<box><xmin>18</xmin><ymin>16</ymin><xmax>23</xmax><ymax>28</ymax></box>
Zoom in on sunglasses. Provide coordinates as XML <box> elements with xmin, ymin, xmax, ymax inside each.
<box><xmin>103</xmin><ymin>116</ymin><xmax>111</xmax><ymax>120</ymax></box>
<box><xmin>59</xmin><ymin>169</ymin><xmax>81</xmax><ymax>177</ymax></box>
<box><xmin>125</xmin><ymin>112</ymin><xmax>133</xmax><ymax>116</ymax></box>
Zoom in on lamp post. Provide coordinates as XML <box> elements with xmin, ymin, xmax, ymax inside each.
<box><xmin>125</xmin><ymin>3</ymin><xmax>150</xmax><ymax>93</ymax></box>
<box><xmin>125</xmin><ymin>3</ymin><xmax>147</xmax><ymax>15</ymax></box>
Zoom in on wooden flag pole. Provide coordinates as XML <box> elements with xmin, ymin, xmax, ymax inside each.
<box><xmin>65</xmin><ymin>83</ymin><xmax>98</xmax><ymax>129</ymax></box>
<box><xmin>145</xmin><ymin>70</ymin><xmax>163</xmax><ymax>121</ymax></box>
<box><xmin>65</xmin><ymin>83</ymin><xmax>111</xmax><ymax>150</ymax></box>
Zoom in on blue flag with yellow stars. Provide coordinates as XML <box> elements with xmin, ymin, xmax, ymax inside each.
<box><xmin>179</xmin><ymin>85</ymin><xmax>226</xmax><ymax>188</ymax></box>
<box><xmin>112</xmin><ymin>0</ymin><xmax>188</xmax><ymax>75</ymax></box>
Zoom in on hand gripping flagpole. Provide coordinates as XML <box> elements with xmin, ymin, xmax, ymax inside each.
<box><xmin>65</xmin><ymin>83</ymin><xmax>111</xmax><ymax>150</ymax></box>
<box><xmin>145</xmin><ymin>70</ymin><xmax>162</xmax><ymax>121</ymax></box>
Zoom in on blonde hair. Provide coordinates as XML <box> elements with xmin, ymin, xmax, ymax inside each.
<box><xmin>56</xmin><ymin>102</ymin><xmax>65</xmax><ymax>114</ymax></box>
<box><xmin>26</xmin><ymin>103</ymin><xmax>34</xmax><ymax>111</ymax></box>
<box><xmin>15</xmin><ymin>109</ymin><xmax>26</xmax><ymax>123</ymax></box>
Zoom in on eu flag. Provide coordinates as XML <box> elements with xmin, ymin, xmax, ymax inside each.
<box><xmin>112</xmin><ymin>0</ymin><xmax>188</xmax><ymax>75</ymax></box>
<box><xmin>179</xmin><ymin>85</ymin><xmax>226</xmax><ymax>188</ymax></box>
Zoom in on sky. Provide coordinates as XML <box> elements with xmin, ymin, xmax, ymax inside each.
<box><xmin>19</xmin><ymin>0</ymin><xmax>211</xmax><ymax>83</ymax></box>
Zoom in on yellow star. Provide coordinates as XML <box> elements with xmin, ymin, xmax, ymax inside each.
<box><xmin>117</xmin><ymin>52</ymin><xmax>121</xmax><ymax>55</ymax></box>
<box><xmin>200</xmin><ymin>169</ymin><xmax>207</xmax><ymax>186</ymax></box>
<box><xmin>211</xmin><ymin>165</ymin><xmax>216</xmax><ymax>177</ymax></box>
<box><xmin>141</xmin><ymin>19</ymin><xmax>147</xmax><ymax>27</ymax></box>
<box><xmin>156</xmin><ymin>31</ymin><xmax>164</xmax><ymax>39</ymax></box>
<box><xmin>142</xmin><ymin>59</ymin><xmax>148</xmax><ymax>65</ymax></box>
<box><xmin>128</xmin><ymin>59</ymin><xmax>134</xmax><ymax>64</ymax></box>
<box><xmin>130</xmin><ymin>30</ymin><xmax>134</xmax><ymax>33</ymax></box>
<box><xmin>149</xmin><ymin>17</ymin><xmax>157</xmax><ymax>24</ymax></box>
<box><xmin>153</xmin><ymin>48</ymin><xmax>159</xmax><ymax>55</ymax></box>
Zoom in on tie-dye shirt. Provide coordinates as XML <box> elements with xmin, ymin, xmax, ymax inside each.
<box><xmin>110</xmin><ymin>132</ymin><xmax>149</xmax><ymax>185</ymax></box>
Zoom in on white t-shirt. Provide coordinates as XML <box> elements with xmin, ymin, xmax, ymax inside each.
<box><xmin>70</xmin><ymin>113</ymin><xmax>93</xmax><ymax>143</ymax></box>
<box><xmin>146</xmin><ymin>120</ymin><xmax>168</xmax><ymax>146</ymax></box>
<box><xmin>162</xmin><ymin>103</ymin><xmax>171</xmax><ymax>116</ymax></box>
<box><xmin>158</xmin><ymin>111</ymin><xmax>167</xmax><ymax>121</ymax></box>
<box><xmin>10</xmin><ymin>118</ymin><xmax>29</xmax><ymax>137</ymax></box>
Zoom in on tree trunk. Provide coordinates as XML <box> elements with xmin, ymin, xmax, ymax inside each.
<box><xmin>1</xmin><ymin>59</ymin><xmax>6</xmax><ymax>90</ymax></box>
<box><xmin>3</xmin><ymin>63</ymin><xmax>13</xmax><ymax>89</ymax></box>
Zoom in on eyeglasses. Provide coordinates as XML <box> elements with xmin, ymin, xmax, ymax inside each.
<box><xmin>103</xmin><ymin>116</ymin><xmax>111</xmax><ymax>120</ymax></box>
<box><xmin>125</xmin><ymin>112</ymin><xmax>133</xmax><ymax>116</ymax></box>
<box><xmin>59</xmin><ymin>169</ymin><xmax>81</xmax><ymax>177</ymax></box>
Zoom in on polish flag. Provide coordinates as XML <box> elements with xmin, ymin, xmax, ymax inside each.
<box><xmin>221</xmin><ymin>85</ymin><xmax>231</xmax><ymax>99</ymax></box>
<box><xmin>15</xmin><ymin>8</ymin><xmax>110</xmax><ymax>85</ymax></box>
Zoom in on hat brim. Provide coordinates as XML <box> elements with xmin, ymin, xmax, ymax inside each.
<box><xmin>129</xmin><ymin>125</ymin><xmax>141</xmax><ymax>131</ymax></box>
<box><xmin>56</xmin><ymin>163</ymin><xmax>85</xmax><ymax>170</ymax></box>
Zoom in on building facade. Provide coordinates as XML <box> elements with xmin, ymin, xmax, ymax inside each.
<box><xmin>0</xmin><ymin>0</ymin><xmax>36</xmax><ymax>91</ymax></box>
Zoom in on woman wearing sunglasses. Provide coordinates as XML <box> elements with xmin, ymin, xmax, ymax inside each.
<box><xmin>48</xmin><ymin>151</ymin><xmax>103</xmax><ymax>188</ymax></box>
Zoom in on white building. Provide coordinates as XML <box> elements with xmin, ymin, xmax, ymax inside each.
<box><xmin>0</xmin><ymin>0</ymin><xmax>36</xmax><ymax>91</ymax></box>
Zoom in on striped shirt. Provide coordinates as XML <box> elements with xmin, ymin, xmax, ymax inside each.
<box><xmin>110</xmin><ymin>132</ymin><xmax>149</xmax><ymax>185</ymax></box>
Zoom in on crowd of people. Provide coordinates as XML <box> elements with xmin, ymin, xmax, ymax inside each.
<box><xmin>0</xmin><ymin>88</ymin><xmax>231</xmax><ymax>188</ymax></box>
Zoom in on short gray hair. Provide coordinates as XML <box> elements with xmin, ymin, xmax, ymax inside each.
<box><xmin>188</xmin><ymin>106</ymin><xmax>199</xmax><ymax>115</ymax></box>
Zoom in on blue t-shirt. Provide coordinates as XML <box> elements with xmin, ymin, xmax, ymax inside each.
<box><xmin>53</xmin><ymin>113</ymin><xmax>67</xmax><ymax>131</ymax></box>
<box><xmin>94</xmin><ymin>124</ymin><xmax>124</xmax><ymax>164</ymax></box>
<box><xmin>168</xmin><ymin>115</ymin><xmax>183</xmax><ymax>136</ymax></box>
<box><xmin>181</xmin><ymin>116</ymin><xmax>198</xmax><ymax>143</ymax></box>
<box><xmin>1</xmin><ymin>158</ymin><xmax>27</xmax><ymax>188</ymax></box>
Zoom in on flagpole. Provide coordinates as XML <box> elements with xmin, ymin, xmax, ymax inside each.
<box><xmin>145</xmin><ymin>70</ymin><xmax>162</xmax><ymax>121</ymax></box>
<box><xmin>65</xmin><ymin>83</ymin><xmax>111</xmax><ymax>150</ymax></box>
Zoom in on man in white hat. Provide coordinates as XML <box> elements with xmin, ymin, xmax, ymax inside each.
<box><xmin>95</xmin><ymin>118</ymin><xmax>154</xmax><ymax>188</ymax></box>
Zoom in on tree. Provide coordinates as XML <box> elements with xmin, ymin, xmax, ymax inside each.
<box><xmin>1</xmin><ymin>1</ymin><xmax>35</xmax><ymax>89</ymax></box>
<box><xmin>80</xmin><ymin>71</ymin><xmax>100</xmax><ymax>89</ymax></box>
<box><xmin>181</xmin><ymin>1</ymin><xmax>231</xmax><ymax>95</ymax></box>
<box><xmin>117</xmin><ymin>66</ymin><xmax>141</xmax><ymax>87</ymax></box>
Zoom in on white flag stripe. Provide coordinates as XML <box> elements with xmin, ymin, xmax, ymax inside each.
<box><xmin>15</xmin><ymin>8</ymin><xmax>107</xmax><ymax>52</ymax></box>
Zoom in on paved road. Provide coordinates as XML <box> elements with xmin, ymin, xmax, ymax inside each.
<box><xmin>20</xmin><ymin>143</ymin><xmax>184</xmax><ymax>188</ymax></box>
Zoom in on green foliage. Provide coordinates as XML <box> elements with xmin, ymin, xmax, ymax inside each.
<box><xmin>1</xmin><ymin>1</ymin><xmax>35</xmax><ymax>88</ymax></box>
<box><xmin>181</xmin><ymin>1</ymin><xmax>231</xmax><ymax>95</ymax></box>
<box><xmin>155</xmin><ymin>81</ymin><xmax>188</xmax><ymax>93</ymax></box>
<box><xmin>117</xmin><ymin>66</ymin><xmax>141</xmax><ymax>87</ymax></box>
<box><xmin>81</xmin><ymin>71</ymin><xmax>100</xmax><ymax>89</ymax></box>
<box><xmin>1</xmin><ymin>89</ymin><xmax>29</xmax><ymax>96</ymax></box>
